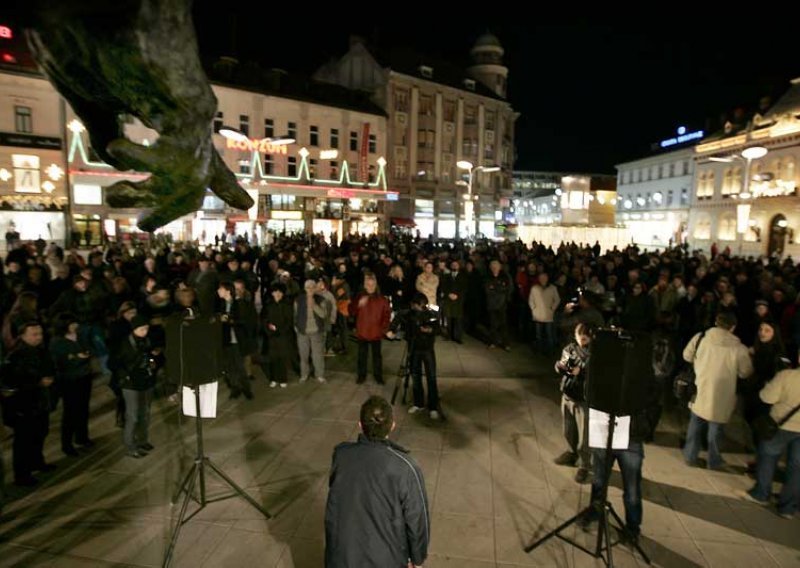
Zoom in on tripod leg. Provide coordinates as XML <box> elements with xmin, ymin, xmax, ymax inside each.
<box><xmin>206</xmin><ymin>458</ymin><xmax>272</xmax><ymax>519</ymax></box>
<box><xmin>171</xmin><ymin>463</ymin><xmax>196</xmax><ymax>505</ymax></box>
<box><xmin>163</xmin><ymin>468</ymin><xmax>198</xmax><ymax>568</ymax></box>
<box><xmin>523</xmin><ymin>508</ymin><xmax>587</xmax><ymax>553</ymax></box>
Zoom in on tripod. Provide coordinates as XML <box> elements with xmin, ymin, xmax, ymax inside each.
<box><xmin>391</xmin><ymin>341</ymin><xmax>411</xmax><ymax>405</ymax></box>
<box><xmin>524</xmin><ymin>412</ymin><xmax>650</xmax><ymax>566</ymax></box>
<box><xmin>162</xmin><ymin>383</ymin><xmax>271</xmax><ymax>567</ymax></box>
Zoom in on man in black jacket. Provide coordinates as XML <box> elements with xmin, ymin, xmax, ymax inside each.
<box><xmin>217</xmin><ymin>282</ymin><xmax>253</xmax><ymax>400</ymax></box>
<box><xmin>325</xmin><ymin>396</ymin><xmax>429</xmax><ymax>568</ymax></box>
<box><xmin>1</xmin><ymin>322</ymin><xmax>55</xmax><ymax>485</ymax></box>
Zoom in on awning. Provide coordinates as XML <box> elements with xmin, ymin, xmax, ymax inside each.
<box><xmin>391</xmin><ymin>217</ymin><xmax>416</xmax><ymax>227</ymax></box>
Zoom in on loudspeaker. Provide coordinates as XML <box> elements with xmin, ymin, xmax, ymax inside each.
<box><xmin>165</xmin><ymin>315</ymin><xmax>222</xmax><ymax>386</ymax></box>
<box><xmin>586</xmin><ymin>328</ymin><xmax>653</xmax><ymax>415</ymax></box>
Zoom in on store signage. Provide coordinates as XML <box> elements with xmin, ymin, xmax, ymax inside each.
<box><xmin>0</xmin><ymin>132</ymin><xmax>62</xmax><ymax>150</ymax></box>
<box><xmin>225</xmin><ymin>137</ymin><xmax>288</xmax><ymax>154</ymax></box>
<box><xmin>386</xmin><ymin>192</ymin><xmax>399</xmax><ymax>201</ymax></box>
<box><xmin>751</xmin><ymin>180</ymin><xmax>797</xmax><ymax>198</ymax></box>
<box><xmin>327</xmin><ymin>188</ymin><xmax>355</xmax><ymax>199</ymax></box>
<box><xmin>659</xmin><ymin>127</ymin><xmax>704</xmax><ymax>148</ymax></box>
<box><xmin>320</xmin><ymin>149</ymin><xmax>338</xmax><ymax>160</ymax></box>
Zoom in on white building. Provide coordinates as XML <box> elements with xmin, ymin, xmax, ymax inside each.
<box><xmin>314</xmin><ymin>34</ymin><xmax>518</xmax><ymax>239</ymax></box>
<box><xmin>615</xmin><ymin>141</ymin><xmax>695</xmax><ymax>249</ymax></box>
<box><xmin>690</xmin><ymin>78</ymin><xmax>800</xmax><ymax>257</ymax></box>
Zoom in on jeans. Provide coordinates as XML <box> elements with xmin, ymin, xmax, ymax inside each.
<box><xmin>683</xmin><ymin>412</ymin><xmax>725</xmax><ymax>469</ymax></box>
<box><xmin>357</xmin><ymin>340</ymin><xmax>383</xmax><ymax>382</ymax></box>
<box><xmin>750</xmin><ymin>429</ymin><xmax>800</xmax><ymax>515</ymax></box>
<box><xmin>562</xmin><ymin>396</ymin><xmax>590</xmax><ymax>469</ymax></box>
<box><xmin>122</xmin><ymin>388</ymin><xmax>152</xmax><ymax>452</ymax></box>
<box><xmin>61</xmin><ymin>375</ymin><xmax>92</xmax><ymax>449</ymax></box>
<box><xmin>535</xmin><ymin>321</ymin><xmax>557</xmax><ymax>353</ymax></box>
<box><xmin>410</xmin><ymin>349</ymin><xmax>438</xmax><ymax>410</ymax></box>
<box><xmin>590</xmin><ymin>442</ymin><xmax>645</xmax><ymax>535</ymax></box>
<box><xmin>297</xmin><ymin>332</ymin><xmax>325</xmax><ymax>379</ymax></box>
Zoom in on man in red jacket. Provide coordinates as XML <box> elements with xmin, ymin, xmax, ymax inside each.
<box><xmin>350</xmin><ymin>273</ymin><xmax>391</xmax><ymax>384</ymax></box>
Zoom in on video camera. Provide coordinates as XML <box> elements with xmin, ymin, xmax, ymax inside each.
<box><xmin>389</xmin><ymin>304</ymin><xmax>439</xmax><ymax>341</ymax></box>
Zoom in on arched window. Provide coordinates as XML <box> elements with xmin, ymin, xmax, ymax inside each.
<box><xmin>694</xmin><ymin>213</ymin><xmax>712</xmax><ymax>239</ymax></box>
<box><xmin>722</xmin><ymin>167</ymin><xmax>733</xmax><ymax>196</ymax></box>
<box><xmin>783</xmin><ymin>157</ymin><xmax>795</xmax><ymax>182</ymax></box>
<box><xmin>730</xmin><ymin>166</ymin><xmax>742</xmax><ymax>195</ymax></box>
<box><xmin>717</xmin><ymin>213</ymin><xmax>736</xmax><ymax>241</ymax></box>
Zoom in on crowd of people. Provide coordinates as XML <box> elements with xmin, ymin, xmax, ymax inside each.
<box><xmin>0</xmin><ymin>231</ymin><xmax>798</xmax><ymax>528</ymax></box>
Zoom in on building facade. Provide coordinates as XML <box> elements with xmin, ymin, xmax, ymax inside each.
<box><xmin>689</xmin><ymin>77</ymin><xmax>800</xmax><ymax>257</ymax></box>
<box><xmin>67</xmin><ymin>80</ymin><xmax>391</xmax><ymax>245</ymax></box>
<box><xmin>314</xmin><ymin>34</ymin><xmax>517</xmax><ymax>239</ymax></box>
<box><xmin>0</xmin><ymin>68</ymin><xmax>68</xmax><ymax>252</ymax></box>
<box><xmin>615</xmin><ymin>144</ymin><xmax>695</xmax><ymax>249</ymax></box>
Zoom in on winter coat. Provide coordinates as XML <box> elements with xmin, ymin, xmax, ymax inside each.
<box><xmin>683</xmin><ymin>326</ymin><xmax>753</xmax><ymax>423</ymax></box>
<box><xmin>415</xmin><ymin>273</ymin><xmax>439</xmax><ymax>306</ymax></box>
<box><xmin>350</xmin><ymin>292</ymin><xmax>391</xmax><ymax>342</ymax></box>
<box><xmin>1</xmin><ymin>344</ymin><xmax>55</xmax><ymax>422</ymax></box>
<box><xmin>262</xmin><ymin>299</ymin><xmax>294</xmax><ymax>349</ymax></box>
<box><xmin>325</xmin><ymin>435</ymin><xmax>429</xmax><ymax>568</ymax></box>
<box><xmin>529</xmin><ymin>284</ymin><xmax>560</xmax><ymax>323</ymax></box>
<box><xmin>484</xmin><ymin>272</ymin><xmax>512</xmax><ymax>312</ymax></box>
<box><xmin>760</xmin><ymin>368</ymin><xmax>800</xmax><ymax>433</ymax></box>
<box><xmin>294</xmin><ymin>293</ymin><xmax>328</xmax><ymax>335</ymax></box>
<box><xmin>440</xmin><ymin>271</ymin><xmax>468</xmax><ymax>318</ymax></box>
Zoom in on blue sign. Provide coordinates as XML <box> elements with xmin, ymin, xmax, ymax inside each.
<box><xmin>386</xmin><ymin>192</ymin><xmax>399</xmax><ymax>201</ymax></box>
<box><xmin>660</xmin><ymin>128</ymin><xmax>704</xmax><ymax>148</ymax></box>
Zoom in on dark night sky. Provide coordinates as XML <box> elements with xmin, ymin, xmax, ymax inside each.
<box><xmin>199</xmin><ymin>10</ymin><xmax>798</xmax><ymax>174</ymax></box>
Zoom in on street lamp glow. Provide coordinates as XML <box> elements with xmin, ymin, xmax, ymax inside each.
<box><xmin>742</xmin><ymin>146</ymin><xmax>768</xmax><ymax>160</ymax></box>
<box><xmin>267</xmin><ymin>137</ymin><xmax>296</xmax><ymax>146</ymax></box>
<box><xmin>457</xmin><ymin>160</ymin><xmax>474</xmax><ymax>170</ymax></box>
<box><xmin>219</xmin><ymin>126</ymin><xmax>249</xmax><ymax>142</ymax></box>
<box><xmin>480</xmin><ymin>166</ymin><xmax>501</xmax><ymax>173</ymax></box>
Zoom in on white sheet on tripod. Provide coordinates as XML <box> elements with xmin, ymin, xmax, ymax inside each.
<box><xmin>182</xmin><ymin>382</ymin><xmax>218</xmax><ymax>418</ymax></box>
<box><xmin>588</xmin><ymin>409</ymin><xmax>631</xmax><ymax>449</ymax></box>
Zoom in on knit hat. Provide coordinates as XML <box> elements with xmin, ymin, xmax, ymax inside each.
<box><xmin>131</xmin><ymin>315</ymin><xmax>150</xmax><ymax>330</ymax></box>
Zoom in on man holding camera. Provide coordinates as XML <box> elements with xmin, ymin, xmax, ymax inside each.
<box><xmin>388</xmin><ymin>293</ymin><xmax>441</xmax><ymax>420</ymax></box>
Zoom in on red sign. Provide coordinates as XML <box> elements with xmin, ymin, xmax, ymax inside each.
<box><xmin>0</xmin><ymin>26</ymin><xmax>12</xmax><ymax>40</ymax></box>
<box><xmin>359</xmin><ymin>123</ymin><xmax>370</xmax><ymax>182</ymax></box>
<box><xmin>226</xmin><ymin>137</ymin><xmax>287</xmax><ymax>154</ymax></box>
<box><xmin>327</xmin><ymin>188</ymin><xmax>355</xmax><ymax>199</ymax></box>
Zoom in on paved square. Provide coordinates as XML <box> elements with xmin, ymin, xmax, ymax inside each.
<box><xmin>1</xmin><ymin>338</ymin><xmax>797</xmax><ymax>567</ymax></box>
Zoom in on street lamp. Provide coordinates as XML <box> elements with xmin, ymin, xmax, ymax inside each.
<box><xmin>457</xmin><ymin>160</ymin><xmax>501</xmax><ymax>237</ymax></box>
<box><xmin>711</xmin><ymin>146</ymin><xmax>768</xmax><ymax>254</ymax></box>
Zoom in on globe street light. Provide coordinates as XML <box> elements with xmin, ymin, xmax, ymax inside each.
<box><xmin>457</xmin><ymin>161</ymin><xmax>501</xmax><ymax>237</ymax></box>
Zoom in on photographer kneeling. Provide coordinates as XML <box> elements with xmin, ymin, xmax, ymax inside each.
<box><xmin>388</xmin><ymin>293</ymin><xmax>441</xmax><ymax>420</ymax></box>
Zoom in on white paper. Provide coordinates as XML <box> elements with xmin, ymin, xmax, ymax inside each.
<box><xmin>182</xmin><ymin>382</ymin><xmax>218</xmax><ymax>418</ymax></box>
<box><xmin>588</xmin><ymin>409</ymin><xmax>631</xmax><ymax>450</ymax></box>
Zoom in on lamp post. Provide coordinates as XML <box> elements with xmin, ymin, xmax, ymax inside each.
<box><xmin>733</xmin><ymin>146</ymin><xmax>768</xmax><ymax>255</ymax></box>
<box><xmin>456</xmin><ymin>160</ymin><xmax>500</xmax><ymax>238</ymax></box>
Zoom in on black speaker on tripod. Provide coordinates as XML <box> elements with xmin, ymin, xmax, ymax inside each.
<box><xmin>164</xmin><ymin>314</ymin><xmax>222</xmax><ymax>387</ymax></box>
<box><xmin>586</xmin><ymin>328</ymin><xmax>653</xmax><ymax>416</ymax></box>
<box><xmin>162</xmin><ymin>312</ymin><xmax>270</xmax><ymax>568</ymax></box>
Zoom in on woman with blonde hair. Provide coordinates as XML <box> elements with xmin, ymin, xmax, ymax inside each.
<box><xmin>415</xmin><ymin>261</ymin><xmax>439</xmax><ymax>307</ymax></box>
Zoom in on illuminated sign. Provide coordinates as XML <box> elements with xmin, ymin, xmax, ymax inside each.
<box><xmin>327</xmin><ymin>188</ymin><xmax>355</xmax><ymax>199</ymax></box>
<box><xmin>0</xmin><ymin>26</ymin><xmax>12</xmax><ymax>39</ymax></box>
<box><xmin>270</xmin><ymin>210</ymin><xmax>303</xmax><ymax>220</ymax></box>
<box><xmin>320</xmin><ymin>149</ymin><xmax>339</xmax><ymax>160</ymax></box>
<box><xmin>225</xmin><ymin>137</ymin><xmax>288</xmax><ymax>155</ymax></box>
<box><xmin>660</xmin><ymin>127</ymin><xmax>704</xmax><ymax>148</ymax></box>
<box><xmin>386</xmin><ymin>192</ymin><xmax>399</xmax><ymax>201</ymax></box>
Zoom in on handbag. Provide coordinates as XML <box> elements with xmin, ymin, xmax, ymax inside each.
<box><xmin>673</xmin><ymin>330</ymin><xmax>706</xmax><ymax>402</ymax></box>
<box><xmin>752</xmin><ymin>402</ymin><xmax>800</xmax><ymax>441</ymax></box>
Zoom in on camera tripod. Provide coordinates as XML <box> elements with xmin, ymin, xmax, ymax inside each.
<box><xmin>524</xmin><ymin>412</ymin><xmax>650</xmax><ymax>567</ymax></box>
<box><xmin>162</xmin><ymin>383</ymin><xmax>271</xmax><ymax>567</ymax></box>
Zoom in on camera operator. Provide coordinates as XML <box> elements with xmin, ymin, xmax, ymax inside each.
<box><xmin>388</xmin><ymin>293</ymin><xmax>442</xmax><ymax>420</ymax></box>
<box><xmin>554</xmin><ymin>322</ymin><xmax>592</xmax><ymax>483</ymax></box>
<box><xmin>114</xmin><ymin>315</ymin><xmax>158</xmax><ymax>459</ymax></box>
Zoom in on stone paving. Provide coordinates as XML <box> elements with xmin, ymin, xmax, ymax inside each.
<box><xmin>0</xmin><ymin>337</ymin><xmax>798</xmax><ymax>567</ymax></box>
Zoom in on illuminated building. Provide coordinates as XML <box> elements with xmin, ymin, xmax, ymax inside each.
<box><xmin>690</xmin><ymin>77</ymin><xmax>800</xmax><ymax>257</ymax></box>
<box><xmin>615</xmin><ymin>142</ymin><xmax>695</xmax><ymax>250</ymax></box>
<box><xmin>314</xmin><ymin>34</ymin><xmax>517</xmax><ymax>239</ymax></box>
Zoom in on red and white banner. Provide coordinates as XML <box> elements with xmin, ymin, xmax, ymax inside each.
<box><xmin>359</xmin><ymin>122</ymin><xmax>370</xmax><ymax>182</ymax></box>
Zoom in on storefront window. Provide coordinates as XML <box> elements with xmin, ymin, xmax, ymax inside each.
<box><xmin>315</xmin><ymin>199</ymin><xmax>343</xmax><ymax>218</ymax></box>
<box><xmin>270</xmin><ymin>195</ymin><xmax>297</xmax><ymax>210</ymax></box>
